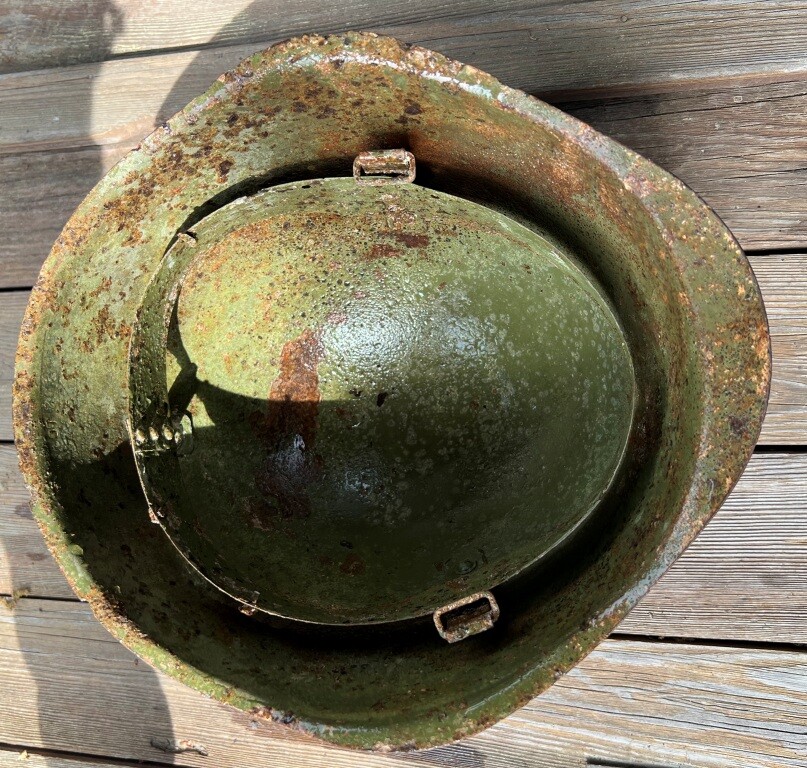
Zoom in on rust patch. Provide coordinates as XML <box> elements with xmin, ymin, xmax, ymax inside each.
<box><xmin>92</xmin><ymin>305</ymin><xmax>117</xmax><ymax>343</ymax></box>
<box><xmin>366</xmin><ymin>243</ymin><xmax>401</xmax><ymax>261</ymax></box>
<box><xmin>394</xmin><ymin>232</ymin><xmax>430</xmax><ymax>248</ymax></box>
<box><xmin>217</xmin><ymin>159</ymin><xmax>234</xmax><ymax>182</ymax></box>
<box><xmin>266</xmin><ymin>329</ymin><xmax>323</xmax><ymax>447</ymax></box>
<box><xmin>88</xmin><ymin>277</ymin><xmax>113</xmax><ymax>299</ymax></box>
<box><xmin>251</xmin><ymin>329</ymin><xmax>324</xmax><ymax>524</ymax></box>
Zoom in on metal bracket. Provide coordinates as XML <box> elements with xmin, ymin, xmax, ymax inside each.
<box><xmin>353</xmin><ymin>149</ymin><xmax>416</xmax><ymax>185</ymax></box>
<box><xmin>433</xmin><ymin>591</ymin><xmax>500</xmax><ymax>643</ymax></box>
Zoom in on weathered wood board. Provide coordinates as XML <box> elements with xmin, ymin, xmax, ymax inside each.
<box><xmin>618</xmin><ymin>451</ymin><xmax>807</xmax><ymax>643</ymax></box>
<box><xmin>0</xmin><ymin>291</ymin><xmax>27</xmax><ymax>439</ymax></box>
<box><xmin>0</xmin><ymin>754</ymin><xmax>122</xmax><ymax>768</ymax></box>
<box><xmin>0</xmin><ymin>598</ymin><xmax>804</xmax><ymax>768</ymax></box>
<box><xmin>3</xmin><ymin>0</ymin><xmax>807</xmax><ymax>93</ymax></box>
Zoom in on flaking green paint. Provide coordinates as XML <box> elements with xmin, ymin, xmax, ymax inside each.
<box><xmin>13</xmin><ymin>32</ymin><xmax>769</xmax><ymax>751</ymax></box>
<box><xmin>129</xmin><ymin>178</ymin><xmax>635</xmax><ymax>625</ymax></box>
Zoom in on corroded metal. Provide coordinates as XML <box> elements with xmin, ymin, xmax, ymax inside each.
<box><xmin>126</xmin><ymin>176</ymin><xmax>635</xmax><ymax>626</ymax></box>
<box><xmin>433</xmin><ymin>591</ymin><xmax>500</xmax><ymax>643</ymax></box>
<box><xmin>353</xmin><ymin>148</ymin><xmax>417</xmax><ymax>184</ymax></box>
<box><xmin>13</xmin><ymin>32</ymin><xmax>770</xmax><ymax>752</ymax></box>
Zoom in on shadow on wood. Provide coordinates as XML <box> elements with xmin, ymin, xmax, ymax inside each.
<box><xmin>1</xmin><ymin>2</ymin><xmax>177</xmax><ymax>764</ymax></box>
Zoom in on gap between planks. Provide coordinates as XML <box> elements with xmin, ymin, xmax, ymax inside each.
<box><xmin>0</xmin><ymin>749</ymin><xmax>700</xmax><ymax>768</ymax></box>
<box><xmin>2</xmin><ymin>445</ymin><xmax>806</xmax><ymax>644</ymax></box>
<box><xmin>0</xmin><ymin>747</ymin><xmax>176</xmax><ymax>768</ymax></box>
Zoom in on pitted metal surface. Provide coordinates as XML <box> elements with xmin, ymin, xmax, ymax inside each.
<box><xmin>127</xmin><ymin>177</ymin><xmax>635</xmax><ymax>625</ymax></box>
<box><xmin>14</xmin><ymin>32</ymin><xmax>769</xmax><ymax>751</ymax></box>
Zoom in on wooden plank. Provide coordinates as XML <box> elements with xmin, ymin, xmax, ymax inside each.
<box><xmin>0</xmin><ymin>444</ymin><xmax>71</xmax><ymax>600</ymax></box>
<box><xmin>0</xmin><ymin>754</ymin><xmax>118</xmax><ymax>768</ymax></box>
<box><xmin>749</xmin><ymin>253</ymin><xmax>807</xmax><ymax>444</ymax></box>
<box><xmin>0</xmin><ymin>292</ymin><xmax>27</xmax><ymax>440</ymax></box>
<box><xmin>2</xmin><ymin>253</ymin><xmax>804</xmax><ymax>442</ymax></box>
<box><xmin>619</xmin><ymin>451</ymin><xmax>807</xmax><ymax>642</ymax></box>
<box><xmin>0</xmin><ymin>598</ymin><xmax>804</xmax><ymax>767</ymax></box>
<box><xmin>1</xmin><ymin>78</ymin><xmax>804</xmax><ymax>293</ymax></box>
<box><xmin>3</xmin><ymin>0</ymin><xmax>807</xmax><ymax>90</ymax></box>
<box><xmin>3</xmin><ymin>445</ymin><xmax>806</xmax><ymax>642</ymax></box>
<box><xmin>0</xmin><ymin>754</ymin><xmax>124</xmax><ymax>768</ymax></box>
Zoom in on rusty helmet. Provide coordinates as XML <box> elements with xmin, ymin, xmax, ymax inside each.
<box><xmin>14</xmin><ymin>33</ymin><xmax>769</xmax><ymax>750</ymax></box>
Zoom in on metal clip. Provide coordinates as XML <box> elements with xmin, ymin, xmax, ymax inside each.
<box><xmin>353</xmin><ymin>149</ymin><xmax>416</xmax><ymax>185</ymax></box>
<box><xmin>433</xmin><ymin>591</ymin><xmax>500</xmax><ymax>643</ymax></box>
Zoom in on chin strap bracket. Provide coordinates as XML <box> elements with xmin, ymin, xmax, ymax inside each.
<box><xmin>433</xmin><ymin>591</ymin><xmax>500</xmax><ymax>643</ymax></box>
<box><xmin>353</xmin><ymin>149</ymin><xmax>416</xmax><ymax>185</ymax></box>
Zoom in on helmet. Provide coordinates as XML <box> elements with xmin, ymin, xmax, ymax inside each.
<box><xmin>14</xmin><ymin>33</ymin><xmax>769</xmax><ymax>750</ymax></box>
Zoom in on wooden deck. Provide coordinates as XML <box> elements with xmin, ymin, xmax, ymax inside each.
<box><xmin>0</xmin><ymin>2</ymin><xmax>805</xmax><ymax>766</ymax></box>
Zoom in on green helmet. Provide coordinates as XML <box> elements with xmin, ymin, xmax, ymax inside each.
<box><xmin>14</xmin><ymin>33</ymin><xmax>769</xmax><ymax>750</ymax></box>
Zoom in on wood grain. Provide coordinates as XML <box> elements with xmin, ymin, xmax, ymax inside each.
<box><xmin>0</xmin><ymin>292</ymin><xmax>26</xmax><ymax>440</ymax></box>
<box><xmin>2</xmin><ymin>445</ymin><xmax>805</xmax><ymax>643</ymax></box>
<box><xmin>1</xmin><ymin>77</ymin><xmax>804</xmax><ymax>293</ymax></box>
<box><xmin>749</xmin><ymin>253</ymin><xmax>807</xmax><ymax>444</ymax></box>
<box><xmin>619</xmin><ymin>451</ymin><xmax>807</xmax><ymax>643</ymax></box>
<box><xmin>2</xmin><ymin>0</ymin><xmax>807</xmax><ymax>92</ymax></box>
<box><xmin>0</xmin><ymin>444</ymin><xmax>70</xmax><ymax>599</ymax></box>
<box><xmin>0</xmin><ymin>754</ymin><xmax>123</xmax><ymax>768</ymax></box>
<box><xmin>0</xmin><ymin>598</ymin><xmax>804</xmax><ymax>767</ymax></box>
<box><xmin>2</xmin><ymin>253</ymin><xmax>804</xmax><ymax>443</ymax></box>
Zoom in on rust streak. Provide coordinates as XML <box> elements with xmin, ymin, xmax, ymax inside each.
<box><xmin>251</xmin><ymin>329</ymin><xmax>324</xmax><ymax>524</ymax></box>
<box><xmin>366</xmin><ymin>243</ymin><xmax>401</xmax><ymax>261</ymax></box>
<box><xmin>266</xmin><ymin>329</ymin><xmax>322</xmax><ymax>447</ymax></box>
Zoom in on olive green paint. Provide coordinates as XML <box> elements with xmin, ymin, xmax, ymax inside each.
<box><xmin>129</xmin><ymin>179</ymin><xmax>635</xmax><ymax>624</ymax></box>
<box><xmin>14</xmin><ymin>33</ymin><xmax>769</xmax><ymax>751</ymax></box>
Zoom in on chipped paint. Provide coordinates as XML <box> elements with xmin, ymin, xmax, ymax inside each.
<box><xmin>13</xmin><ymin>32</ymin><xmax>769</xmax><ymax>752</ymax></box>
